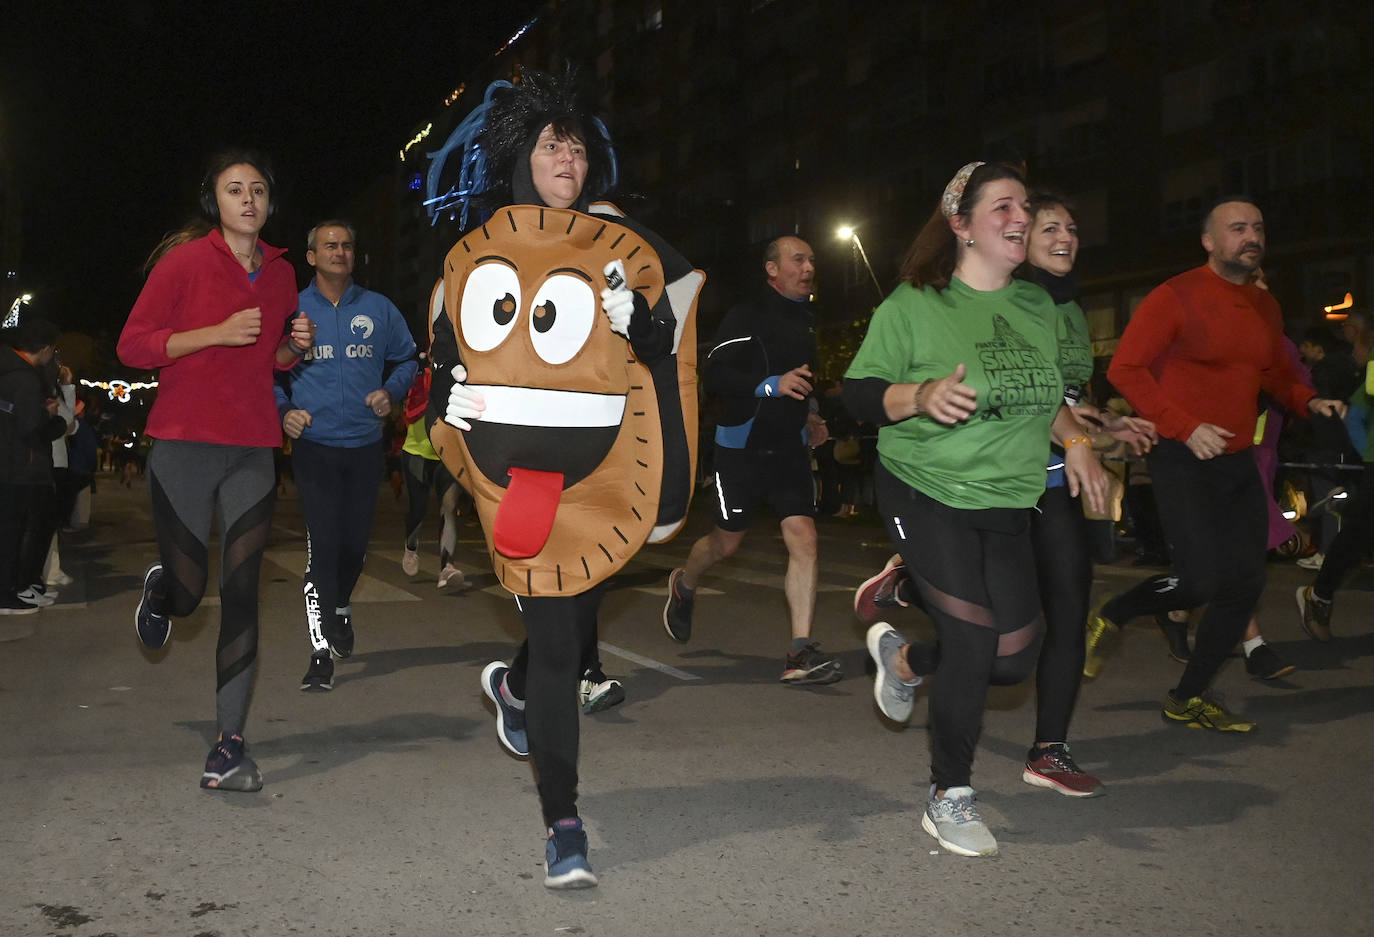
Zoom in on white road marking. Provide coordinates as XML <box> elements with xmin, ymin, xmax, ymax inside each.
<box><xmin>597</xmin><ymin>641</ymin><xmax>701</xmax><ymax>681</ymax></box>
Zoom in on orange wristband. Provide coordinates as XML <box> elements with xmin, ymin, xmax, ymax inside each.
<box><xmin>1063</xmin><ymin>435</ymin><xmax>1092</xmax><ymax>449</ymax></box>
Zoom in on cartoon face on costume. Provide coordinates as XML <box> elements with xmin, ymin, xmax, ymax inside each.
<box><xmin>429</xmin><ymin>204</ymin><xmax>665</xmax><ymax>596</ymax></box>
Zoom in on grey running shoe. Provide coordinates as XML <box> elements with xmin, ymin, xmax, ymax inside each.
<box><xmin>401</xmin><ymin>548</ymin><xmax>420</xmax><ymax>577</ymax></box>
<box><xmin>921</xmin><ymin>785</ymin><xmax>998</xmax><ymax>857</ymax></box>
<box><xmin>1296</xmin><ymin>586</ymin><xmax>1333</xmax><ymax>642</ymax></box>
<box><xmin>663</xmin><ymin>567</ymin><xmax>694</xmax><ymax>642</ymax></box>
<box><xmin>865</xmin><ymin>623</ymin><xmax>920</xmax><ymax>722</ymax></box>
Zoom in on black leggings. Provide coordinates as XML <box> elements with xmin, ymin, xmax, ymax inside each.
<box><xmin>402</xmin><ymin>452</ymin><xmax>438</xmax><ymax>550</ymax></box>
<box><xmin>1314</xmin><ymin>462</ymin><xmax>1374</xmax><ymax>601</ymax></box>
<box><xmin>510</xmin><ymin>587</ymin><xmax>603</xmax><ymax>827</ymax></box>
<box><xmin>1103</xmin><ymin>440</ymin><xmax>1266</xmax><ymax>699</ymax></box>
<box><xmin>292</xmin><ymin>438</ymin><xmax>383</xmax><ymax>652</ymax></box>
<box><xmin>146</xmin><ymin>440</ymin><xmax>275</xmax><ymax>737</ymax></box>
<box><xmin>1031</xmin><ymin>484</ymin><xmax>1091</xmax><ymax>744</ymax></box>
<box><xmin>401</xmin><ymin>452</ymin><xmax>461</xmax><ymax>566</ymax></box>
<box><xmin>876</xmin><ymin>461</ymin><xmax>1043</xmax><ymax>790</ymax></box>
<box><xmin>17</xmin><ymin>482</ymin><xmax>57</xmax><ymax>589</ymax></box>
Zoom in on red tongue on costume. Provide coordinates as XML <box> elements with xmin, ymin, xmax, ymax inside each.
<box><xmin>494</xmin><ymin>467</ymin><xmax>565</xmax><ymax>558</ymax></box>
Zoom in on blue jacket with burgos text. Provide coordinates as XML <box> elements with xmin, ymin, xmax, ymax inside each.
<box><xmin>275</xmin><ymin>281</ymin><xmax>418</xmax><ymax>447</ymax></box>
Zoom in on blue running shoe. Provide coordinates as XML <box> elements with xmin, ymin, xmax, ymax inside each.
<box><xmin>544</xmin><ymin>817</ymin><xmax>598</xmax><ymax>889</ymax></box>
<box><xmin>135</xmin><ymin>563</ymin><xmax>170</xmax><ymax>650</ymax></box>
<box><xmin>481</xmin><ymin>661</ymin><xmax>528</xmax><ymax>757</ymax></box>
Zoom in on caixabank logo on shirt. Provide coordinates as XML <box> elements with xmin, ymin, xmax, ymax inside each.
<box><xmin>975</xmin><ymin>315</ymin><xmax>1060</xmax><ymax>418</ymax></box>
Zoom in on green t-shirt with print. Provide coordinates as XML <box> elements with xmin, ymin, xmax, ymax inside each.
<box><xmin>845</xmin><ymin>277</ymin><xmax>1064</xmax><ymax>509</ymax></box>
<box><xmin>1056</xmin><ymin>299</ymin><xmax>1092</xmax><ymax>390</ymax></box>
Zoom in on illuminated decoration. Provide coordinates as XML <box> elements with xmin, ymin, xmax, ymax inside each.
<box><xmin>399</xmin><ymin>122</ymin><xmax>434</xmax><ymax>162</ymax></box>
<box><xmin>409</xmin><ymin>172</ymin><xmax>423</xmax><ymax>191</ymax></box>
<box><xmin>80</xmin><ymin>377</ymin><xmax>158</xmax><ymax>402</ymax></box>
<box><xmin>495</xmin><ymin>16</ymin><xmax>537</xmax><ymax>56</ymax></box>
<box><xmin>4</xmin><ymin>292</ymin><xmax>33</xmax><ymax>329</ymax></box>
<box><xmin>445</xmin><ymin>83</ymin><xmax>467</xmax><ymax>107</ymax></box>
<box><xmin>1324</xmin><ymin>292</ymin><xmax>1354</xmax><ymax>320</ymax></box>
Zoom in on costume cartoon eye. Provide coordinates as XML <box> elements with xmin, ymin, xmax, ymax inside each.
<box><xmin>460</xmin><ymin>263</ymin><xmax>522</xmax><ymax>352</ymax></box>
<box><xmin>528</xmin><ymin>274</ymin><xmax>595</xmax><ymax>365</ymax></box>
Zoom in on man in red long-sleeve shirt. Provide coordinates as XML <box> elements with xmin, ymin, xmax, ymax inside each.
<box><xmin>1090</xmin><ymin>198</ymin><xmax>1345</xmax><ymax>731</ymax></box>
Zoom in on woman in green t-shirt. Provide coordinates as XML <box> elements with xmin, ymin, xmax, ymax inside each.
<box><xmin>1019</xmin><ymin>191</ymin><xmax>1157</xmax><ymax>794</ymax></box>
<box><xmin>843</xmin><ymin>162</ymin><xmax>1109</xmax><ymax>858</ymax></box>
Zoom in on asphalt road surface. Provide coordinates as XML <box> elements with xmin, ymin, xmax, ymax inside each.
<box><xmin>3</xmin><ymin>472</ymin><xmax>1372</xmax><ymax>936</ymax></box>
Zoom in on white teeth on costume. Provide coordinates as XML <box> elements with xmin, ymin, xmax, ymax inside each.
<box><xmin>468</xmin><ymin>384</ymin><xmax>625</xmax><ymax>428</ymax></box>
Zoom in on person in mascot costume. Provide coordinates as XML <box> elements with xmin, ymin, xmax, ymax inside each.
<box><xmin>424</xmin><ymin>68</ymin><xmax>703</xmax><ymax>889</ymax></box>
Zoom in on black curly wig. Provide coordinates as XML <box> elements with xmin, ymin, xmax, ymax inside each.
<box><xmin>475</xmin><ymin>66</ymin><xmax>616</xmax><ymax>214</ymax></box>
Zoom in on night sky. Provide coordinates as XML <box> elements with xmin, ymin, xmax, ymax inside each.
<box><xmin>2</xmin><ymin>1</ymin><xmax>541</xmax><ymax>339</ymax></box>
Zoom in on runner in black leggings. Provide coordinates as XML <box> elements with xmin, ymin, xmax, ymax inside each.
<box><xmin>147</xmin><ymin>442</ymin><xmax>275</xmax><ymax>751</ymax></box>
<box><xmin>844</xmin><ymin>161</ymin><xmax>1110</xmax><ymax>857</ymax></box>
<box><xmin>119</xmin><ymin>149</ymin><xmax>315</xmax><ymax>791</ymax></box>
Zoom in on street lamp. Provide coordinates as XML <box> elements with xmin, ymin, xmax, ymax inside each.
<box><xmin>4</xmin><ymin>292</ymin><xmax>34</xmax><ymax>329</ymax></box>
<box><xmin>835</xmin><ymin>226</ymin><xmax>884</xmax><ymax>301</ymax></box>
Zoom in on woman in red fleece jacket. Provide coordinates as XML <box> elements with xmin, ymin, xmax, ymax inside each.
<box><xmin>117</xmin><ymin>150</ymin><xmax>315</xmax><ymax>793</ymax></box>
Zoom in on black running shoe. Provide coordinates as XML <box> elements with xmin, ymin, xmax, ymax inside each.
<box><xmin>135</xmin><ymin>563</ymin><xmax>171</xmax><ymax>649</ymax></box>
<box><xmin>201</xmin><ymin>733</ymin><xmax>263</xmax><ymax>792</ymax></box>
<box><xmin>1154</xmin><ymin>613</ymin><xmax>1190</xmax><ymax>663</ymax></box>
<box><xmin>327</xmin><ymin>610</ymin><xmax>354</xmax><ymax>659</ymax></box>
<box><xmin>781</xmin><ymin>642</ymin><xmax>843</xmax><ymax>685</ymax></box>
<box><xmin>663</xmin><ymin>568</ymin><xmax>694</xmax><ymax>642</ymax></box>
<box><xmin>300</xmin><ymin>653</ymin><xmax>334</xmax><ymax>691</ymax></box>
<box><xmin>1245</xmin><ymin>643</ymin><xmax>1296</xmax><ymax>680</ymax></box>
<box><xmin>0</xmin><ymin>592</ymin><xmax>40</xmax><ymax>616</ymax></box>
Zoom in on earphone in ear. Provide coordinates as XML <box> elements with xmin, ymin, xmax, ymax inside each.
<box><xmin>198</xmin><ymin>172</ymin><xmax>221</xmax><ymax>222</ymax></box>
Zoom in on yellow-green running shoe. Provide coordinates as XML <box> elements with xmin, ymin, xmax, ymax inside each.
<box><xmin>1162</xmin><ymin>693</ymin><xmax>1256</xmax><ymax>732</ymax></box>
<box><xmin>1082</xmin><ymin>601</ymin><xmax>1119</xmax><ymax>679</ymax></box>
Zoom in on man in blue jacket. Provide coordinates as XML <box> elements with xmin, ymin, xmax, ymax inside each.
<box><xmin>276</xmin><ymin>221</ymin><xmax>417</xmax><ymax>690</ymax></box>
